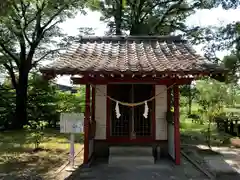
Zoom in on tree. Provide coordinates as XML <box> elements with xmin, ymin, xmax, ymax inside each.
<box><xmin>91</xmin><ymin>0</ymin><xmax>199</xmax><ymax>35</ymax></box>
<box><xmin>89</xmin><ymin>0</ymin><xmax>240</xmax><ymax>36</ymax></box>
<box><xmin>28</xmin><ymin>73</ymin><xmax>59</xmax><ymax>127</ymax></box>
<box><xmin>180</xmin><ymin>84</ymin><xmax>199</xmax><ymax>115</ymax></box>
<box><xmin>0</xmin><ymin>0</ymin><xmax>13</xmax><ymax>16</ymax></box>
<box><xmin>0</xmin><ymin>84</ymin><xmax>15</xmax><ymax>128</ymax></box>
<box><xmin>0</xmin><ymin>0</ymin><xmax>86</xmax><ymax>128</ymax></box>
<box><xmin>196</xmin><ymin>79</ymin><xmax>229</xmax><ymax>147</ymax></box>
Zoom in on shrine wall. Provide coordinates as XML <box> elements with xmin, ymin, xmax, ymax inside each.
<box><xmin>94</xmin><ymin>85</ymin><xmax>107</xmax><ymax>140</ymax></box>
<box><xmin>155</xmin><ymin>85</ymin><xmax>167</xmax><ymax>140</ymax></box>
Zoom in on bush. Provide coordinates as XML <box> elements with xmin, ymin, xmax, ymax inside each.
<box><xmin>24</xmin><ymin>120</ymin><xmax>48</xmax><ymax>150</ymax></box>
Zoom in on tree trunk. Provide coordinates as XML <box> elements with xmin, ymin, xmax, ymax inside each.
<box><xmin>207</xmin><ymin>121</ymin><xmax>212</xmax><ymax>149</ymax></box>
<box><xmin>13</xmin><ymin>70</ymin><xmax>29</xmax><ymax>129</ymax></box>
<box><xmin>188</xmin><ymin>85</ymin><xmax>192</xmax><ymax>115</ymax></box>
<box><xmin>115</xmin><ymin>0</ymin><xmax>123</xmax><ymax>35</ymax></box>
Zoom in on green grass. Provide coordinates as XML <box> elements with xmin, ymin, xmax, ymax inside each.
<box><xmin>0</xmin><ymin>129</ymin><xmax>83</xmax><ymax>179</ymax></box>
<box><xmin>180</xmin><ymin>119</ymin><xmax>233</xmax><ymax>146</ymax></box>
<box><xmin>179</xmin><ymin>101</ymin><xmax>240</xmax><ymax>148</ymax></box>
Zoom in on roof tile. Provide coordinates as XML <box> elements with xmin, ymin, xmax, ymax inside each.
<box><xmin>40</xmin><ymin>36</ymin><xmax>226</xmax><ymax>75</ymax></box>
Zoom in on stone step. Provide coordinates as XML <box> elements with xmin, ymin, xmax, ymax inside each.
<box><xmin>109</xmin><ymin>146</ymin><xmax>153</xmax><ymax>156</ymax></box>
<box><xmin>108</xmin><ymin>155</ymin><xmax>155</xmax><ymax>166</ymax></box>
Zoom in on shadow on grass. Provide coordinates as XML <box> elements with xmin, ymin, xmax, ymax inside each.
<box><xmin>0</xmin><ymin>129</ymin><xmax>84</xmax><ymax>146</ymax></box>
<box><xmin>0</xmin><ymin>149</ymin><xmax>67</xmax><ymax>179</ymax></box>
<box><xmin>0</xmin><ymin>128</ymin><xmax>83</xmax><ymax>179</ymax></box>
<box><xmin>41</xmin><ymin>129</ymin><xmax>84</xmax><ymax>144</ymax></box>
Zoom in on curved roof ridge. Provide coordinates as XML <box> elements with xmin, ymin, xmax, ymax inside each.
<box><xmin>79</xmin><ymin>35</ymin><xmax>185</xmax><ymax>43</ymax></box>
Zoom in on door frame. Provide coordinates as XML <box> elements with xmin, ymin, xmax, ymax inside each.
<box><xmin>106</xmin><ymin>84</ymin><xmax>156</xmax><ymax>143</ymax></box>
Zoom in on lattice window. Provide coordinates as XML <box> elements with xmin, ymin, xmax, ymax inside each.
<box><xmin>109</xmin><ymin>84</ymin><xmax>153</xmax><ymax>138</ymax></box>
<box><xmin>111</xmin><ymin>101</ymin><xmax>130</xmax><ymax>137</ymax></box>
<box><xmin>134</xmin><ymin>105</ymin><xmax>151</xmax><ymax>137</ymax></box>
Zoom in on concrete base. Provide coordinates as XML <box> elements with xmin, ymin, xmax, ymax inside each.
<box><xmin>109</xmin><ymin>146</ymin><xmax>153</xmax><ymax>156</ymax></box>
<box><xmin>108</xmin><ymin>146</ymin><xmax>155</xmax><ymax>166</ymax></box>
<box><xmin>93</xmin><ymin>140</ymin><xmax>168</xmax><ymax>159</ymax></box>
<box><xmin>204</xmin><ymin>156</ymin><xmax>238</xmax><ymax>177</ymax></box>
<box><xmin>204</xmin><ymin>156</ymin><xmax>236</xmax><ymax>172</ymax></box>
<box><xmin>109</xmin><ymin>156</ymin><xmax>155</xmax><ymax>166</ymax></box>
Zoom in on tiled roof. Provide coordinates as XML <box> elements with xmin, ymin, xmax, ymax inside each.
<box><xmin>40</xmin><ymin>36</ymin><xmax>226</xmax><ymax>75</ymax></box>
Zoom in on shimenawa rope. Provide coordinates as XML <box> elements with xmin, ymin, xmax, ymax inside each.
<box><xmin>90</xmin><ymin>83</ymin><xmax>175</xmax><ymax>136</ymax></box>
<box><xmin>90</xmin><ymin>83</ymin><xmax>175</xmax><ymax>107</ymax></box>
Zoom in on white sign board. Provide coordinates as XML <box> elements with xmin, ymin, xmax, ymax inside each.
<box><xmin>60</xmin><ymin>113</ymin><xmax>84</xmax><ymax>133</ymax></box>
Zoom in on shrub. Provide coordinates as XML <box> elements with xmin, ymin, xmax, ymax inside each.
<box><xmin>24</xmin><ymin>120</ymin><xmax>48</xmax><ymax>150</ymax></box>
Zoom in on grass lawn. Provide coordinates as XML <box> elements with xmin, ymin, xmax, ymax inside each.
<box><xmin>0</xmin><ymin>129</ymin><xmax>83</xmax><ymax>179</ymax></box>
<box><xmin>180</xmin><ymin>119</ymin><xmax>235</xmax><ymax>147</ymax></box>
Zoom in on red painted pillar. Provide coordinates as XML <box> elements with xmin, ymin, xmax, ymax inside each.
<box><xmin>84</xmin><ymin>84</ymin><xmax>90</xmax><ymax>164</ymax></box>
<box><xmin>173</xmin><ymin>85</ymin><xmax>180</xmax><ymax>165</ymax></box>
<box><xmin>152</xmin><ymin>85</ymin><xmax>156</xmax><ymax>140</ymax></box>
<box><xmin>91</xmin><ymin>86</ymin><xmax>95</xmax><ymax>121</ymax></box>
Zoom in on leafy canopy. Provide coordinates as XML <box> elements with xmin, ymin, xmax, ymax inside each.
<box><xmin>0</xmin><ymin>0</ymin><xmax>86</xmax><ymax>89</ymax></box>
<box><xmin>88</xmin><ymin>0</ymin><xmax>240</xmax><ymax>35</ymax></box>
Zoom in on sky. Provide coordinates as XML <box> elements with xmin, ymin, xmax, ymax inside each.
<box><xmin>1</xmin><ymin>7</ymin><xmax>240</xmax><ymax>85</ymax></box>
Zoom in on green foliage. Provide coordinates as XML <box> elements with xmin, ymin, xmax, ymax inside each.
<box><xmin>24</xmin><ymin>120</ymin><xmax>48</xmax><ymax>149</ymax></box>
<box><xmin>197</xmin><ymin>20</ymin><xmax>240</xmax><ymax>82</ymax></box>
<box><xmin>89</xmin><ymin>0</ymin><xmax>211</xmax><ymax>35</ymax></box>
<box><xmin>56</xmin><ymin>90</ymin><xmax>82</xmax><ymax>113</ymax></box>
<box><xmin>223</xmin><ymin>55</ymin><xmax>240</xmax><ymax>83</ymax></box>
<box><xmin>196</xmin><ymin>79</ymin><xmax>228</xmax><ymax>118</ymax></box>
<box><xmin>0</xmin><ymin>0</ymin><xmax>87</xmax><ymax>128</ymax></box>
<box><xmin>89</xmin><ymin>0</ymin><xmax>240</xmax><ymax>36</ymax></box>
<box><xmin>0</xmin><ymin>0</ymin><xmax>86</xmax><ymax>78</ymax></box>
<box><xmin>180</xmin><ymin>84</ymin><xmax>199</xmax><ymax>114</ymax></box>
<box><xmin>195</xmin><ymin>79</ymin><xmax>230</xmax><ymax>147</ymax></box>
<box><xmin>0</xmin><ymin>84</ymin><xmax>15</xmax><ymax>127</ymax></box>
<box><xmin>28</xmin><ymin>73</ymin><xmax>59</xmax><ymax>126</ymax></box>
<box><xmin>0</xmin><ymin>74</ymin><xmax>85</xmax><ymax>129</ymax></box>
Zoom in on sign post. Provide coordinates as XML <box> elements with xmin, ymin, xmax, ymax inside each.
<box><xmin>60</xmin><ymin>113</ymin><xmax>84</xmax><ymax>171</ymax></box>
<box><xmin>69</xmin><ymin>133</ymin><xmax>75</xmax><ymax>168</ymax></box>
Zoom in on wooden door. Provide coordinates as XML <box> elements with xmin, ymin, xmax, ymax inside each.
<box><xmin>108</xmin><ymin>84</ymin><xmax>154</xmax><ymax>143</ymax></box>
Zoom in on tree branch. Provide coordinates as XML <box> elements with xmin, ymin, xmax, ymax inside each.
<box><xmin>140</xmin><ymin>0</ymin><xmax>179</xmax><ymax>23</ymax></box>
<box><xmin>32</xmin><ymin>1</ymin><xmax>45</xmax><ymax>42</ymax></box>
<box><xmin>40</xmin><ymin>6</ymin><xmax>67</xmax><ymax>32</ymax></box>
<box><xmin>19</xmin><ymin>0</ymin><xmax>32</xmax><ymax>45</ymax></box>
<box><xmin>22</xmin><ymin>29</ymin><xmax>32</xmax><ymax>45</ymax></box>
<box><xmin>32</xmin><ymin>1</ymin><xmax>67</xmax><ymax>45</ymax></box>
<box><xmin>12</xmin><ymin>18</ymin><xmax>27</xmax><ymax>64</ymax></box>
<box><xmin>3</xmin><ymin>62</ymin><xmax>17</xmax><ymax>89</ymax></box>
<box><xmin>42</xmin><ymin>20</ymin><xmax>62</xmax><ymax>37</ymax></box>
<box><xmin>150</xmin><ymin>0</ymin><xmax>184</xmax><ymax>33</ymax></box>
<box><xmin>31</xmin><ymin>48</ymin><xmax>63</xmax><ymax>68</ymax></box>
<box><xmin>0</xmin><ymin>42</ymin><xmax>20</xmax><ymax>68</ymax></box>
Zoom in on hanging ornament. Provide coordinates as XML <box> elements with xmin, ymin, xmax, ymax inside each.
<box><xmin>143</xmin><ymin>101</ymin><xmax>149</xmax><ymax>118</ymax></box>
<box><xmin>115</xmin><ymin>101</ymin><xmax>121</xmax><ymax>118</ymax></box>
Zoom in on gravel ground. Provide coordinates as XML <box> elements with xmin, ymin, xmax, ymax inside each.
<box><xmin>66</xmin><ymin>157</ymin><xmax>209</xmax><ymax>180</ymax></box>
<box><xmin>182</xmin><ymin>145</ymin><xmax>240</xmax><ymax>180</ymax></box>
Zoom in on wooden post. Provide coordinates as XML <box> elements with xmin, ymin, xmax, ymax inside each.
<box><xmin>91</xmin><ymin>86</ymin><xmax>95</xmax><ymax>123</ymax></box>
<box><xmin>84</xmin><ymin>84</ymin><xmax>90</xmax><ymax>164</ymax></box>
<box><xmin>152</xmin><ymin>85</ymin><xmax>156</xmax><ymax>141</ymax></box>
<box><xmin>173</xmin><ymin>85</ymin><xmax>180</xmax><ymax>165</ymax></box>
<box><xmin>230</xmin><ymin>120</ymin><xmax>234</xmax><ymax>135</ymax></box>
<box><xmin>70</xmin><ymin>133</ymin><xmax>75</xmax><ymax>167</ymax></box>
